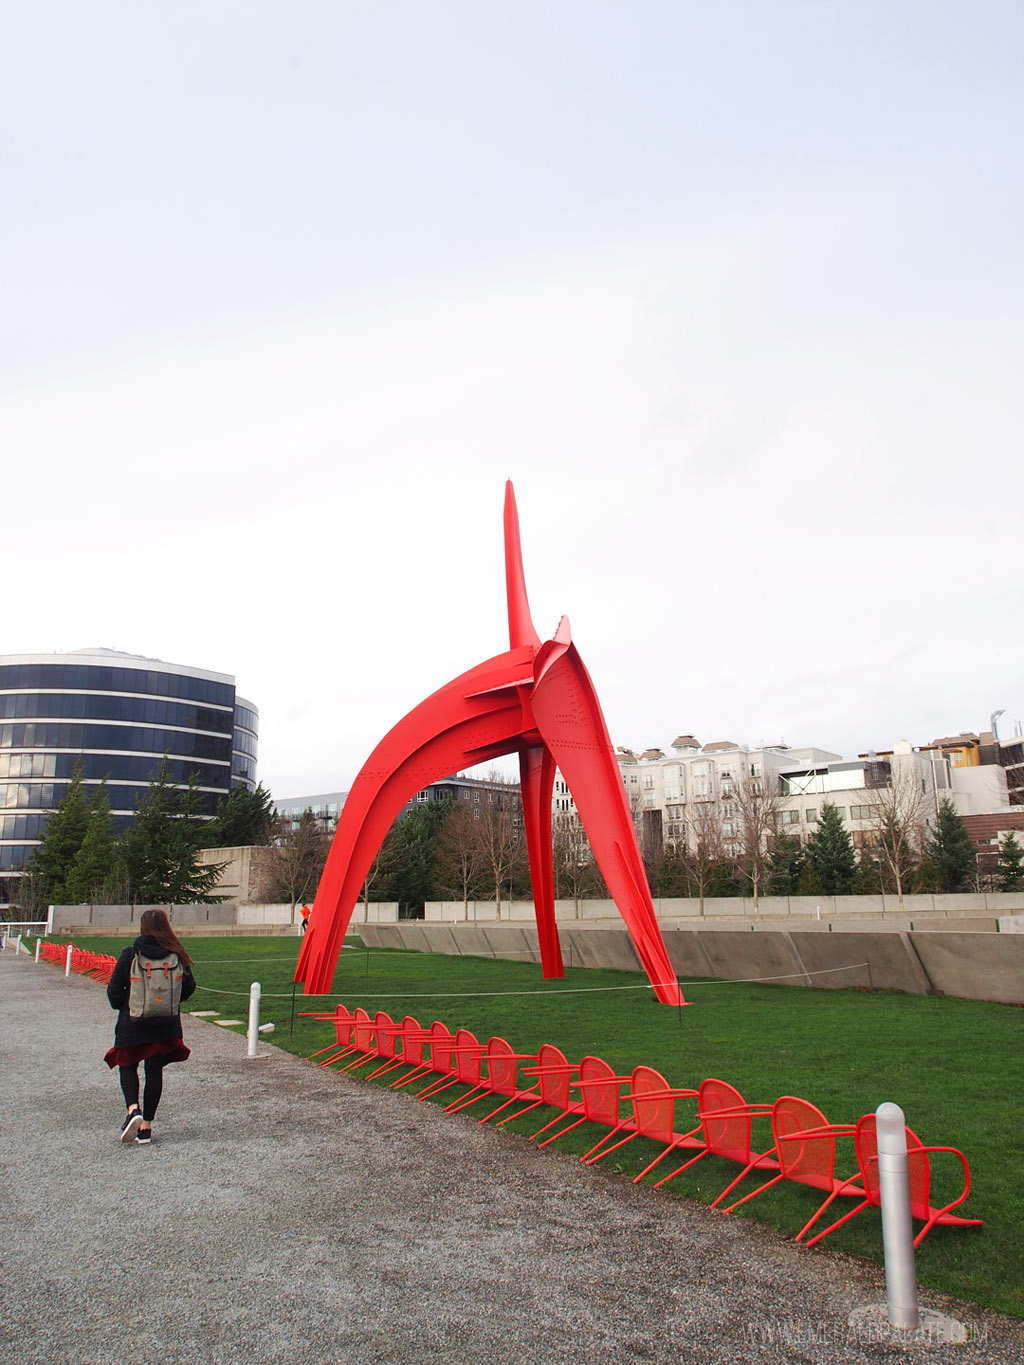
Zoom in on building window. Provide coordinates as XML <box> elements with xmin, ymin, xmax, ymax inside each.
<box><xmin>806</xmin><ymin>809</ymin><xmax>817</xmax><ymax>823</ymax></box>
<box><xmin>777</xmin><ymin>809</ymin><xmax>800</xmax><ymax>826</ymax></box>
<box><xmin>850</xmin><ymin>804</ymin><xmax>875</xmax><ymax>821</ymax></box>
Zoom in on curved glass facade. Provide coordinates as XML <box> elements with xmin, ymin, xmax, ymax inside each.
<box><xmin>0</xmin><ymin>650</ymin><xmax>259</xmax><ymax>901</ymax></box>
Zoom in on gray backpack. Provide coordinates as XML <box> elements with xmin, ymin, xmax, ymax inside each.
<box><xmin>128</xmin><ymin>952</ymin><xmax>184</xmax><ymax>1019</ymax></box>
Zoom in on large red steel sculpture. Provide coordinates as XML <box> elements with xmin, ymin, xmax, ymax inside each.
<box><xmin>295</xmin><ymin>483</ymin><xmax>684</xmax><ymax>1006</ymax></box>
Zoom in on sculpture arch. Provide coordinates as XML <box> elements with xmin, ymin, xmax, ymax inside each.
<box><xmin>295</xmin><ymin>483</ymin><xmax>684</xmax><ymax>1007</ymax></box>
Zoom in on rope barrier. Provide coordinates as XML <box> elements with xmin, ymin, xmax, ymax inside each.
<box><xmin>188</xmin><ymin>961</ymin><xmax>871</xmax><ymax>1003</ymax></box>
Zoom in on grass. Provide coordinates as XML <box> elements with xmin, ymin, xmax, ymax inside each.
<box><xmin>52</xmin><ymin>932</ymin><xmax>1024</xmax><ymax>1319</ymax></box>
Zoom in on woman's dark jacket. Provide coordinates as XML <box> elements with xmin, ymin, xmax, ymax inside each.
<box><xmin>107</xmin><ymin>934</ymin><xmax>196</xmax><ymax>1048</ymax></box>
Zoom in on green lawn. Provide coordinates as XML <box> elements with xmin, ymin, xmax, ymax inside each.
<box><xmin>55</xmin><ymin>933</ymin><xmax>1023</xmax><ymax>1318</ymax></box>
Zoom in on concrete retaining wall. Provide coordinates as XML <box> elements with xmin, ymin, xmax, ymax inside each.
<box><xmin>425</xmin><ymin>891</ymin><xmax>1024</xmax><ymax>925</ymax></box>
<box><xmin>355</xmin><ymin>921</ymin><xmax>1024</xmax><ymax>1007</ymax></box>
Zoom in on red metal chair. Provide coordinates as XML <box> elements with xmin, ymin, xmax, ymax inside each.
<box><xmin>391</xmin><ymin>1020</ymin><xmax>453</xmax><ymax>1092</ymax></box>
<box><xmin>714</xmin><ymin>1095</ymin><xmax>855</xmax><ymax>1214</ymax></box>
<box><xmin>366</xmin><ymin>1015</ymin><xmax>428</xmax><ymax>1083</ymax></box>
<box><xmin>496</xmin><ymin>1043</ymin><xmax>582</xmax><ymax>1140</ymax></box>
<box><xmin>444</xmin><ymin>1036</ymin><xmax>540</xmax><ymax>1123</ymax></box>
<box><xmin>584</xmin><ymin>1065</ymin><xmax>700</xmax><ymax>1182</ymax></box>
<box><xmin>653</xmin><ymin>1078</ymin><xmax>775</xmax><ymax>1190</ymax></box>
<box><xmin>341</xmin><ymin>1010</ymin><xmax>396</xmax><ymax>1073</ymax></box>
<box><xmin>417</xmin><ymin>1027</ymin><xmax>485</xmax><ymax>1102</ymax></box>
<box><xmin>302</xmin><ymin>1004</ymin><xmax>358</xmax><ymax>1067</ymax></box>
<box><xmin>535</xmin><ymin>1054</ymin><xmax>630</xmax><ymax>1156</ymax></box>
<box><xmin>326</xmin><ymin>1006</ymin><xmax>376</xmax><ymax>1072</ymax></box>
<box><xmin>798</xmin><ymin>1113</ymin><xmax>983</xmax><ymax>1249</ymax></box>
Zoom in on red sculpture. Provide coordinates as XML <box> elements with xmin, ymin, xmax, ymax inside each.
<box><xmin>295</xmin><ymin>484</ymin><xmax>684</xmax><ymax>1006</ymax></box>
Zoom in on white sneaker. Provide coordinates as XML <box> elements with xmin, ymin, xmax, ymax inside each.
<box><xmin>119</xmin><ymin>1110</ymin><xmax>143</xmax><ymax>1143</ymax></box>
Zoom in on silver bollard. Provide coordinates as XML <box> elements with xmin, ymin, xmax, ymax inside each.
<box><xmin>876</xmin><ymin>1102</ymin><xmax>920</xmax><ymax>1331</ymax></box>
<box><xmin>35</xmin><ymin>938</ymin><xmax>42</xmax><ymax>963</ymax></box>
<box><xmin>247</xmin><ymin>981</ymin><xmax>261</xmax><ymax>1058</ymax></box>
<box><xmin>65</xmin><ymin>944</ymin><xmax>73</xmax><ymax>977</ymax></box>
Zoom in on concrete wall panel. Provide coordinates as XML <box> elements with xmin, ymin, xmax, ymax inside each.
<box><xmin>451</xmin><ymin>926</ymin><xmax>498</xmax><ymax>958</ymax></box>
<box><xmin>418</xmin><ymin>925</ymin><xmax>459</xmax><ymax>956</ymax></box>
<box><xmin>696</xmin><ymin>931</ymin><xmax>808</xmax><ymax>987</ymax></box>
<box><xmin>792</xmin><ymin>931</ymin><xmax>930</xmax><ymax>994</ymax></box>
<box><xmin>482</xmin><ymin>926</ymin><xmax>536</xmax><ymax>963</ymax></box>
<box><xmin>660</xmin><ymin>930</ymin><xmax>715</xmax><ymax>980</ymax></box>
<box><xmin>911</xmin><ymin>932</ymin><xmax>1024</xmax><ymax>1006</ymax></box>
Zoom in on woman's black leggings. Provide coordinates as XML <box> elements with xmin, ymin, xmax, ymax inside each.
<box><xmin>118</xmin><ymin>1056</ymin><xmax>166</xmax><ymax>1121</ymax></box>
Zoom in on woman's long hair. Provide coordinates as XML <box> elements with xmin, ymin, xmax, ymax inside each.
<box><xmin>139</xmin><ymin>908</ymin><xmax>193</xmax><ymax>969</ymax></box>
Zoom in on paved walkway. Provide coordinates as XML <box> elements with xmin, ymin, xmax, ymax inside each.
<box><xmin>1</xmin><ymin>948</ymin><xmax>1021</xmax><ymax>1365</ymax></box>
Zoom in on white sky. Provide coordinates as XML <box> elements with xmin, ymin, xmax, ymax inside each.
<box><xmin>3</xmin><ymin>1</ymin><xmax>1022</xmax><ymax>798</ymax></box>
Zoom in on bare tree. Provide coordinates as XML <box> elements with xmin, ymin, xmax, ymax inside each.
<box><xmin>867</xmin><ymin>762</ymin><xmax>928</xmax><ymax>911</ymax></box>
<box><xmin>733</xmin><ymin>768</ymin><xmax>786</xmax><ymax>914</ymax></box>
<box><xmin>680</xmin><ymin>797</ymin><xmax>729</xmax><ymax>913</ymax></box>
<box><xmin>476</xmin><ymin>771</ymin><xmax>526</xmax><ymax>920</ymax></box>
<box><xmin>435</xmin><ymin>800</ymin><xmax>488</xmax><ymax>919</ymax></box>
<box><xmin>260</xmin><ymin>809</ymin><xmax>329</xmax><ymax>919</ymax></box>
<box><xmin>552</xmin><ymin>814</ymin><xmax>605</xmax><ymax>917</ymax></box>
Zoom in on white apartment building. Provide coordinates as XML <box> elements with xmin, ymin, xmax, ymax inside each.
<box><xmin>615</xmin><ymin>734</ymin><xmax>1010</xmax><ymax>856</ymax></box>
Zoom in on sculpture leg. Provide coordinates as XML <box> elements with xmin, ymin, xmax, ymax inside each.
<box><xmin>297</xmin><ymin>648</ymin><xmax>535</xmax><ymax>995</ymax></box>
<box><xmin>518</xmin><ymin>743</ymin><xmax>561</xmax><ymax>978</ymax></box>
<box><xmin>531</xmin><ymin>644</ymin><xmax>684</xmax><ymax>1006</ymax></box>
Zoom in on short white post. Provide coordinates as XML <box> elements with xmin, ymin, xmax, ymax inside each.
<box><xmin>876</xmin><ymin>1102</ymin><xmax>920</xmax><ymax>1331</ymax></box>
<box><xmin>65</xmin><ymin>944</ymin><xmax>73</xmax><ymax>977</ymax></box>
<box><xmin>15</xmin><ymin>933</ymin><xmax>23</xmax><ymax>954</ymax></box>
<box><xmin>247</xmin><ymin>981</ymin><xmax>261</xmax><ymax>1058</ymax></box>
<box><xmin>35</xmin><ymin>938</ymin><xmax>42</xmax><ymax>963</ymax></box>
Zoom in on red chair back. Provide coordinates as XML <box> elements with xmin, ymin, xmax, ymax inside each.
<box><xmin>535</xmin><ymin>1043</ymin><xmax>573</xmax><ymax>1110</ymax></box>
<box><xmin>630</xmin><ymin>1066</ymin><xmax>677</xmax><ymax>1143</ymax></box>
<box><xmin>699</xmin><ymin>1078</ymin><xmax>752</xmax><ymax>1160</ymax></box>
<box><xmin>334</xmin><ymin>1004</ymin><xmax>357</xmax><ymax>1042</ymax></box>
<box><xmin>428</xmin><ymin>1021</ymin><xmax>455</xmax><ymax>1076</ymax></box>
<box><xmin>486</xmin><ymin>1037</ymin><xmax>518</xmax><ymax>1098</ymax></box>
<box><xmin>351</xmin><ymin>1007</ymin><xmax>373</xmax><ymax>1050</ymax></box>
<box><xmin>774</xmin><ymin>1096</ymin><xmax>836</xmax><ymax>1193</ymax></box>
<box><xmin>400</xmin><ymin>1015</ymin><xmax>426</xmax><ymax>1065</ymax></box>
<box><xmin>578</xmin><ymin>1055</ymin><xmax>622</xmax><ymax>1126</ymax></box>
<box><xmin>453</xmin><ymin>1028</ymin><xmax>483</xmax><ymax>1084</ymax></box>
<box><xmin>373</xmin><ymin>1011</ymin><xmax>397</xmax><ymax>1060</ymax></box>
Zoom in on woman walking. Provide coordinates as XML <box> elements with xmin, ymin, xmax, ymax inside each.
<box><xmin>105</xmin><ymin>908</ymin><xmax>196</xmax><ymax>1144</ymax></box>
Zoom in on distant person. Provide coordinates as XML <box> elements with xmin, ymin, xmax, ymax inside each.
<box><xmin>104</xmin><ymin>908</ymin><xmax>196</xmax><ymax>1144</ymax></box>
<box><xmin>301</xmin><ymin>905</ymin><xmax>310</xmax><ymax>935</ymax></box>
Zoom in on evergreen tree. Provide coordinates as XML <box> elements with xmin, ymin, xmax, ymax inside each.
<box><xmin>927</xmin><ymin>798</ymin><xmax>977</xmax><ymax>893</ymax></box>
<box><xmin>996</xmin><ymin>831</ymin><xmax>1024</xmax><ymax>892</ymax></box>
<box><xmin>806</xmin><ymin>801</ymin><xmax>857</xmax><ymax>894</ymax></box>
<box><xmin>64</xmin><ymin>787</ymin><xmax>119</xmax><ymax>903</ymax></box>
<box><xmin>24</xmin><ymin>762</ymin><xmax>92</xmax><ymax>904</ymax></box>
<box><xmin>766</xmin><ymin>832</ymin><xmax>805</xmax><ymax>895</ymax></box>
<box><xmin>119</xmin><ymin>763</ymin><xmax>225</xmax><ymax>903</ymax></box>
<box><xmin>383</xmin><ymin>801</ymin><xmax>451</xmax><ymax>916</ymax></box>
<box><xmin>201</xmin><ymin>782</ymin><xmax>277</xmax><ymax>848</ymax></box>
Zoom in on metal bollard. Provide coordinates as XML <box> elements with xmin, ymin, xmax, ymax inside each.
<box><xmin>35</xmin><ymin>938</ymin><xmax>42</xmax><ymax>963</ymax></box>
<box><xmin>247</xmin><ymin>981</ymin><xmax>261</xmax><ymax>1058</ymax></box>
<box><xmin>876</xmin><ymin>1102</ymin><xmax>920</xmax><ymax>1331</ymax></box>
<box><xmin>65</xmin><ymin>944</ymin><xmax>73</xmax><ymax>977</ymax></box>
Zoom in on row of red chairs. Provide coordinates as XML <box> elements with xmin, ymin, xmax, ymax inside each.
<box><xmin>303</xmin><ymin>1003</ymin><xmax>982</xmax><ymax>1251</ymax></box>
<box><xmin>38</xmin><ymin>940</ymin><xmax>118</xmax><ymax>984</ymax></box>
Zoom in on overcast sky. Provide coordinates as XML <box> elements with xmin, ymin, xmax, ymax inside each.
<box><xmin>3</xmin><ymin>1</ymin><xmax>1022</xmax><ymax>799</ymax></box>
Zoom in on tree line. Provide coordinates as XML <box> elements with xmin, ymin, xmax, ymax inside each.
<box><xmin>18</xmin><ymin>762</ymin><xmax>1024</xmax><ymax>916</ymax></box>
<box><xmin>18</xmin><ymin>761</ymin><xmax>277</xmax><ymax>912</ymax></box>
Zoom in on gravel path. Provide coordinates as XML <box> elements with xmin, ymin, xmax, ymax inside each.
<box><xmin>2</xmin><ymin>948</ymin><xmax>1021</xmax><ymax>1365</ymax></box>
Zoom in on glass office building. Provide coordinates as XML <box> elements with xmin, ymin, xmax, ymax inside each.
<box><xmin>0</xmin><ymin>649</ymin><xmax>258</xmax><ymax>901</ymax></box>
